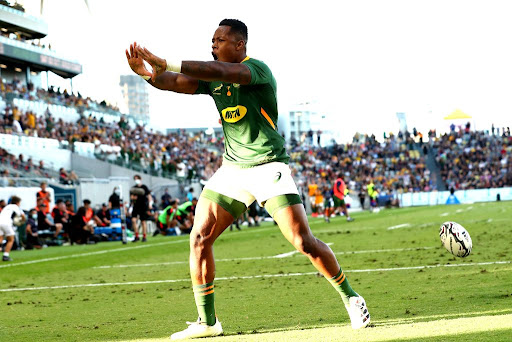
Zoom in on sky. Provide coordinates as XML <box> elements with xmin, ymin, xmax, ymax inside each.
<box><xmin>19</xmin><ymin>0</ymin><xmax>512</xmax><ymax>142</ymax></box>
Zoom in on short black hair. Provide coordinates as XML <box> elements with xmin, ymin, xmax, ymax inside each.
<box><xmin>56</xmin><ymin>199</ymin><xmax>64</xmax><ymax>204</ymax></box>
<box><xmin>11</xmin><ymin>196</ymin><xmax>21</xmax><ymax>205</ymax></box>
<box><xmin>219</xmin><ymin>19</ymin><xmax>248</xmax><ymax>42</ymax></box>
<box><xmin>83</xmin><ymin>199</ymin><xmax>91</xmax><ymax>205</ymax></box>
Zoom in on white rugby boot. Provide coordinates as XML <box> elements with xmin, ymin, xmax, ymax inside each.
<box><xmin>170</xmin><ymin>318</ymin><xmax>223</xmax><ymax>340</ymax></box>
<box><xmin>345</xmin><ymin>296</ymin><xmax>371</xmax><ymax>329</ymax></box>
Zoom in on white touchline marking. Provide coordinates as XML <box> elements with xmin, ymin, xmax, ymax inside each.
<box><xmin>440</xmin><ymin>212</ymin><xmax>449</xmax><ymax>217</ymax></box>
<box><xmin>467</xmin><ymin>206</ymin><xmax>473</xmax><ymax>210</ymax></box>
<box><xmin>3</xmin><ymin>260</ymin><xmax>509</xmax><ymax>292</ymax></box>
<box><xmin>0</xmin><ymin>239</ymin><xmax>189</xmax><ymax>269</ymax></box>
<box><xmin>456</xmin><ymin>209</ymin><xmax>464</xmax><ymax>213</ymax></box>
<box><xmin>273</xmin><ymin>242</ymin><xmax>333</xmax><ymax>258</ymax></box>
<box><xmin>94</xmin><ymin>245</ymin><xmax>429</xmax><ymax>269</ymax></box>
<box><xmin>334</xmin><ymin>246</ymin><xmax>435</xmax><ymax>255</ymax></box>
<box><xmin>387</xmin><ymin>223</ymin><xmax>411</xmax><ymax>230</ymax></box>
<box><xmin>487</xmin><ymin>218</ymin><xmax>493</xmax><ymax>223</ymax></box>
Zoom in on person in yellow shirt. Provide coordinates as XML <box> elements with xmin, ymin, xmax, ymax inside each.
<box><xmin>27</xmin><ymin>111</ymin><xmax>36</xmax><ymax>129</ymax></box>
<box><xmin>308</xmin><ymin>181</ymin><xmax>318</xmax><ymax>215</ymax></box>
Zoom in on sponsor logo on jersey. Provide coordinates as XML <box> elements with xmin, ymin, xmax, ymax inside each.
<box><xmin>233</xmin><ymin>83</ymin><xmax>240</xmax><ymax>88</ymax></box>
<box><xmin>213</xmin><ymin>84</ymin><xmax>223</xmax><ymax>95</ymax></box>
<box><xmin>221</xmin><ymin>105</ymin><xmax>247</xmax><ymax>123</ymax></box>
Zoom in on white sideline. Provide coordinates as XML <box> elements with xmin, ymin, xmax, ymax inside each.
<box><xmin>0</xmin><ymin>239</ymin><xmax>189</xmax><ymax>269</ymax></box>
<box><xmin>387</xmin><ymin>223</ymin><xmax>411</xmax><ymax>230</ymax></box>
<box><xmin>93</xmin><ymin>246</ymin><xmax>435</xmax><ymax>269</ymax></box>
<box><xmin>1</xmin><ymin>260</ymin><xmax>509</xmax><ymax>292</ymax></box>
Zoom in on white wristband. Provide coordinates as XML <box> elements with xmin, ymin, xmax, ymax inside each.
<box><xmin>140</xmin><ymin>75</ymin><xmax>151</xmax><ymax>81</ymax></box>
<box><xmin>165</xmin><ymin>59</ymin><xmax>182</xmax><ymax>73</ymax></box>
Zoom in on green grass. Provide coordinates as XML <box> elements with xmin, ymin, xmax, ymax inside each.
<box><xmin>1</xmin><ymin>202</ymin><xmax>511</xmax><ymax>341</ymax></box>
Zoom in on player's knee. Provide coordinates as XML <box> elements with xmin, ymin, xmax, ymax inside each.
<box><xmin>190</xmin><ymin>229</ymin><xmax>214</xmax><ymax>252</ymax></box>
<box><xmin>293</xmin><ymin>234</ymin><xmax>317</xmax><ymax>256</ymax></box>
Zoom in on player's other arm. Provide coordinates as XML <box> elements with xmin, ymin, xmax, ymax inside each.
<box><xmin>136</xmin><ymin>46</ymin><xmax>252</xmax><ymax>85</ymax></box>
<box><xmin>125</xmin><ymin>42</ymin><xmax>199</xmax><ymax>94</ymax></box>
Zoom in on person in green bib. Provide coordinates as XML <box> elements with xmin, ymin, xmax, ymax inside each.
<box><xmin>173</xmin><ymin>198</ymin><xmax>198</xmax><ymax>235</ymax></box>
<box><xmin>155</xmin><ymin>200</ymin><xmax>178</xmax><ymax>236</ymax></box>
<box><xmin>126</xmin><ymin>19</ymin><xmax>370</xmax><ymax>340</ymax></box>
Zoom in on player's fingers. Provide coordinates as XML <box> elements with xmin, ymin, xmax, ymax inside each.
<box><xmin>136</xmin><ymin>46</ymin><xmax>147</xmax><ymax>59</ymax></box>
<box><xmin>125</xmin><ymin>49</ymin><xmax>130</xmax><ymax>60</ymax></box>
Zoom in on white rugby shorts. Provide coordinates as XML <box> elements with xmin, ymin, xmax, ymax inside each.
<box><xmin>0</xmin><ymin>222</ymin><xmax>15</xmax><ymax>237</ymax></box>
<box><xmin>204</xmin><ymin>162</ymin><xmax>299</xmax><ymax>207</ymax></box>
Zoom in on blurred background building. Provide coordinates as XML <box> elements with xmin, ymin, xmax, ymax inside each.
<box><xmin>119</xmin><ymin>75</ymin><xmax>149</xmax><ymax>125</ymax></box>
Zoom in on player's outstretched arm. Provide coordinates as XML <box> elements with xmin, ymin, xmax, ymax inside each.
<box><xmin>137</xmin><ymin>46</ymin><xmax>251</xmax><ymax>85</ymax></box>
<box><xmin>125</xmin><ymin>42</ymin><xmax>199</xmax><ymax>94</ymax></box>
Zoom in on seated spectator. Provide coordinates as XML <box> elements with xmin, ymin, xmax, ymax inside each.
<box><xmin>83</xmin><ymin>199</ymin><xmax>102</xmax><ymax>226</ymax></box>
<box><xmin>25</xmin><ymin>209</ymin><xmax>43</xmax><ymax>249</ymax></box>
<box><xmin>59</xmin><ymin>168</ymin><xmax>72</xmax><ymax>185</ymax></box>
<box><xmin>52</xmin><ymin>199</ymin><xmax>70</xmax><ymax>236</ymax></box>
<box><xmin>96</xmin><ymin>203</ymin><xmax>111</xmax><ymax>227</ymax></box>
<box><xmin>65</xmin><ymin>200</ymin><xmax>75</xmax><ymax>217</ymax></box>
<box><xmin>69</xmin><ymin>206</ymin><xmax>97</xmax><ymax>244</ymax></box>
<box><xmin>37</xmin><ymin>202</ymin><xmax>63</xmax><ymax>238</ymax></box>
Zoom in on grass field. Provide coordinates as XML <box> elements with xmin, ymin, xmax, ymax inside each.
<box><xmin>1</xmin><ymin>201</ymin><xmax>511</xmax><ymax>341</ymax></box>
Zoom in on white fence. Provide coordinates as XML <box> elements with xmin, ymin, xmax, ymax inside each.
<box><xmin>398</xmin><ymin>187</ymin><xmax>512</xmax><ymax>207</ymax></box>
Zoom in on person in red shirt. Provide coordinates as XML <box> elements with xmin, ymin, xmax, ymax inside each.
<box><xmin>332</xmin><ymin>175</ymin><xmax>354</xmax><ymax>222</ymax></box>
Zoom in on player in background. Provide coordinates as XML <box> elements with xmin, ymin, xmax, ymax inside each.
<box><xmin>126</xmin><ymin>19</ymin><xmax>369</xmax><ymax>340</ymax></box>
<box><xmin>323</xmin><ymin>184</ymin><xmax>334</xmax><ymax>223</ymax></box>
<box><xmin>0</xmin><ymin>196</ymin><xmax>25</xmax><ymax>261</ymax></box>
<box><xmin>155</xmin><ymin>200</ymin><xmax>179</xmax><ymax>236</ymax></box>
<box><xmin>307</xmin><ymin>178</ymin><xmax>319</xmax><ymax>217</ymax></box>
<box><xmin>331</xmin><ymin>175</ymin><xmax>354</xmax><ymax>222</ymax></box>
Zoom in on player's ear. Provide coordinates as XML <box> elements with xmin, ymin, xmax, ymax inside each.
<box><xmin>236</xmin><ymin>40</ymin><xmax>246</xmax><ymax>51</ymax></box>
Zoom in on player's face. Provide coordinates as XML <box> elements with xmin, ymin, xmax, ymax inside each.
<box><xmin>211</xmin><ymin>26</ymin><xmax>241</xmax><ymax>62</ymax></box>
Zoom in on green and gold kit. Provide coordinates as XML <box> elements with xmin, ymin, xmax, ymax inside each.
<box><xmin>195</xmin><ymin>57</ymin><xmax>289</xmax><ymax>167</ymax></box>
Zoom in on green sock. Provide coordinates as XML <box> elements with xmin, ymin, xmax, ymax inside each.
<box><xmin>327</xmin><ymin>268</ymin><xmax>358</xmax><ymax>305</ymax></box>
<box><xmin>193</xmin><ymin>282</ymin><xmax>216</xmax><ymax>326</ymax></box>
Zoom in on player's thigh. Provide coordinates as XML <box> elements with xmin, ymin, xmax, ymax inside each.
<box><xmin>191</xmin><ymin>195</ymin><xmax>242</xmax><ymax>247</ymax></box>
<box><xmin>273</xmin><ymin>203</ymin><xmax>314</xmax><ymax>245</ymax></box>
<box><xmin>0</xmin><ymin>223</ymin><xmax>15</xmax><ymax>237</ymax></box>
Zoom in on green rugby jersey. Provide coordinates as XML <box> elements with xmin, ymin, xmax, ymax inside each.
<box><xmin>195</xmin><ymin>57</ymin><xmax>289</xmax><ymax>167</ymax></box>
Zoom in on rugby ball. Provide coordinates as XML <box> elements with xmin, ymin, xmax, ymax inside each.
<box><xmin>13</xmin><ymin>215</ymin><xmax>26</xmax><ymax>227</ymax></box>
<box><xmin>439</xmin><ymin>221</ymin><xmax>472</xmax><ymax>257</ymax></box>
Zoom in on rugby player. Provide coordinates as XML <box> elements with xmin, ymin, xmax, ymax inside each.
<box><xmin>126</xmin><ymin>19</ymin><xmax>370</xmax><ymax>339</ymax></box>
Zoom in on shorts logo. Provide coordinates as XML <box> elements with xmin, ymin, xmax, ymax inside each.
<box><xmin>221</xmin><ymin>105</ymin><xmax>247</xmax><ymax>123</ymax></box>
<box><xmin>274</xmin><ymin>172</ymin><xmax>282</xmax><ymax>183</ymax></box>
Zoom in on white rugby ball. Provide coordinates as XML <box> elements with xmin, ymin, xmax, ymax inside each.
<box><xmin>13</xmin><ymin>215</ymin><xmax>25</xmax><ymax>227</ymax></box>
<box><xmin>439</xmin><ymin>221</ymin><xmax>472</xmax><ymax>257</ymax></box>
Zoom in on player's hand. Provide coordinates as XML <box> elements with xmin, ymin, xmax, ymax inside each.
<box><xmin>125</xmin><ymin>42</ymin><xmax>152</xmax><ymax>78</ymax></box>
<box><xmin>135</xmin><ymin>46</ymin><xmax>167</xmax><ymax>82</ymax></box>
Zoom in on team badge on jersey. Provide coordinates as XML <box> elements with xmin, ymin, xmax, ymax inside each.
<box><xmin>221</xmin><ymin>105</ymin><xmax>247</xmax><ymax>123</ymax></box>
<box><xmin>213</xmin><ymin>84</ymin><xmax>223</xmax><ymax>95</ymax></box>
